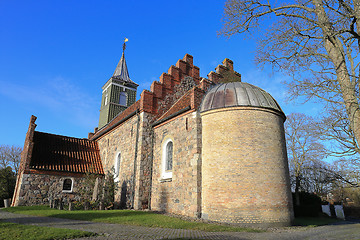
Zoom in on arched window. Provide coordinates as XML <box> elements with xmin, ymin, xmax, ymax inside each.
<box><xmin>165</xmin><ymin>141</ymin><xmax>173</xmax><ymax>171</ymax></box>
<box><xmin>119</xmin><ymin>92</ymin><xmax>127</xmax><ymax>106</ymax></box>
<box><xmin>62</xmin><ymin>178</ymin><xmax>73</xmax><ymax>192</ymax></box>
<box><xmin>162</xmin><ymin>139</ymin><xmax>173</xmax><ymax>179</ymax></box>
<box><xmin>114</xmin><ymin>152</ymin><xmax>121</xmax><ymax>182</ymax></box>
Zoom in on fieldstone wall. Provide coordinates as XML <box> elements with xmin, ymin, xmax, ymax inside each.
<box><xmin>15</xmin><ymin>173</ymin><xmax>85</xmax><ymax>206</ymax></box>
<box><xmin>151</xmin><ymin>110</ymin><xmax>202</xmax><ymax>218</ymax></box>
<box><xmin>97</xmin><ymin>112</ymin><xmax>154</xmax><ymax>209</ymax></box>
<box><xmin>97</xmin><ymin>114</ymin><xmax>139</xmax><ymax>208</ymax></box>
<box><xmin>201</xmin><ymin>106</ymin><xmax>294</xmax><ymax>226</ymax></box>
<box><xmin>134</xmin><ymin>112</ymin><xmax>155</xmax><ymax>210</ymax></box>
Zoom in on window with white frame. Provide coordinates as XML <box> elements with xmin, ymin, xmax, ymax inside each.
<box><xmin>62</xmin><ymin>178</ymin><xmax>73</xmax><ymax>193</ymax></box>
<box><xmin>161</xmin><ymin>139</ymin><xmax>173</xmax><ymax>179</ymax></box>
<box><xmin>119</xmin><ymin>92</ymin><xmax>127</xmax><ymax>106</ymax></box>
<box><xmin>114</xmin><ymin>152</ymin><xmax>121</xmax><ymax>182</ymax></box>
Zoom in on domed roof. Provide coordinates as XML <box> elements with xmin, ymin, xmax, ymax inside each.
<box><xmin>200</xmin><ymin>82</ymin><xmax>283</xmax><ymax>114</ymax></box>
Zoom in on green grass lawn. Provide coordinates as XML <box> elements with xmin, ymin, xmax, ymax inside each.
<box><xmin>3</xmin><ymin>206</ymin><xmax>340</xmax><ymax>233</ymax></box>
<box><xmin>0</xmin><ymin>221</ymin><xmax>95</xmax><ymax>240</ymax></box>
<box><xmin>2</xmin><ymin>206</ymin><xmax>261</xmax><ymax>232</ymax></box>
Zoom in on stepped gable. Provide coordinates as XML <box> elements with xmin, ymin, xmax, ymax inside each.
<box><xmin>140</xmin><ymin>54</ymin><xmax>200</xmax><ymax>114</ymax></box>
<box><xmin>89</xmin><ymin>54</ymin><xmax>201</xmax><ymax>139</ymax></box>
<box><xmin>89</xmin><ymin>54</ymin><xmax>242</xmax><ymax>139</ymax></box>
<box><xmin>155</xmin><ymin>57</ymin><xmax>243</xmax><ymax>123</ymax></box>
<box><xmin>207</xmin><ymin>58</ymin><xmax>242</xmax><ymax>84</ymax></box>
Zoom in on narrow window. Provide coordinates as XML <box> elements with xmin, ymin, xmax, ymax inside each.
<box><xmin>114</xmin><ymin>152</ymin><xmax>121</xmax><ymax>182</ymax></box>
<box><xmin>62</xmin><ymin>178</ymin><xmax>73</xmax><ymax>192</ymax></box>
<box><xmin>104</xmin><ymin>91</ymin><xmax>108</xmax><ymax>106</ymax></box>
<box><xmin>162</xmin><ymin>139</ymin><xmax>173</xmax><ymax>179</ymax></box>
<box><xmin>119</xmin><ymin>92</ymin><xmax>127</xmax><ymax>106</ymax></box>
<box><xmin>165</xmin><ymin>141</ymin><xmax>173</xmax><ymax>171</ymax></box>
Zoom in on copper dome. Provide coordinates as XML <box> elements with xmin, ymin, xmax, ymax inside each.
<box><xmin>200</xmin><ymin>82</ymin><xmax>283</xmax><ymax>114</ymax></box>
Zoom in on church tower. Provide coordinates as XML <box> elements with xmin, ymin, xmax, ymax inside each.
<box><xmin>98</xmin><ymin>39</ymin><xmax>138</xmax><ymax>129</ymax></box>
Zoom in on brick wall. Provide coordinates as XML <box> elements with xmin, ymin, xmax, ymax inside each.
<box><xmin>12</xmin><ymin>115</ymin><xmax>37</xmax><ymax>206</ymax></box>
<box><xmin>201</xmin><ymin>106</ymin><xmax>294</xmax><ymax>226</ymax></box>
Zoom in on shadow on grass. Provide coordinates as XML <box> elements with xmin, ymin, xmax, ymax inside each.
<box><xmin>3</xmin><ymin>206</ymin><xmax>262</xmax><ymax>232</ymax></box>
<box><xmin>51</xmin><ymin>210</ymin><xmax>153</xmax><ymax>221</ymax></box>
<box><xmin>293</xmin><ymin>217</ymin><xmax>342</xmax><ymax>226</ymax></box>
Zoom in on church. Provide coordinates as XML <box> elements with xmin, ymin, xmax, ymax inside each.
<box><xmin>12</xmin><ymin>43</ymin><xmax>294</xmax><ymax>227</ymax></box>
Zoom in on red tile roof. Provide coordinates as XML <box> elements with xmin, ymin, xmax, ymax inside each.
<box><xmin>30</xmin><ymin>131</ymin><xmax>104</xmax><ymax>175</ymax></box>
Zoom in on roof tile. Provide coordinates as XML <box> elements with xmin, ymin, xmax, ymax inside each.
<box><xmin>30</xmin><ymin>131</ymin><xmax>104</xmax><ymax>175</ymax></box>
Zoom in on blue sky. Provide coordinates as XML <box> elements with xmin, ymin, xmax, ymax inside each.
<box><xmin>0</xmin><ymin>0</ymin><xmax>319</xmax><ymax>146</ymax></box>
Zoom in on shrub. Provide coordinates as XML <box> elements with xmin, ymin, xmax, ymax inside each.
<box><xmin>292</xmin><ymin>192</ymin><xmax>322</xmax><ymax>217</ymax></box>
<box><xmin>0</xmin><ymin>167</ymin><xmax>16</xmax><ymax>207</ymax></box>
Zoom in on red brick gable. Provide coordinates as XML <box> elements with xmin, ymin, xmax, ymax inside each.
<box><xmin>157</xmin><ymin>87</ymin><xmax>205</xmax><ymax>122</ymax></box>
<box><xmin>89</xmin><ymin>54</ymin><xmax>202</xmax><ymax>139</ymax></box>
<box><xmin>140</xmin><ymin>54</ymin><xmax>200</xmax><ymax>115</ymax></box>
<box><xmin>30</xmin><ymin>131</ymin><xmax>103</xmax><ymax>175</ymax></box>
<box><xmin>89</xmin><ymin>54</ymin><xmax>240</xmax><ymax>139</ymax></box>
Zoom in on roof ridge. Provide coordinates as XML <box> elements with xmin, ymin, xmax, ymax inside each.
<box><xmin>35</xmin><ymin>130</ymin><xmax>93</xmax><ymax>141</ymax></box>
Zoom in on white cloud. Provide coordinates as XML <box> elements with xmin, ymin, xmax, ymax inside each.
<box><xmin>0</xmin><ymin>77</ymin><xmax>98</xmax><ymax>129</ymax></box>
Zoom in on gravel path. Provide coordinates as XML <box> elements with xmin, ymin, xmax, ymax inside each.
<box><xmin>1</xmin><ymin>209</ymin><xmax>360</xmax><ymax>239</ymax></box>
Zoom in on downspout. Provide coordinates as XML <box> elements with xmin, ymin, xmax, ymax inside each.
<box><xmin>131</xmin><ymin>111</ymin><xmax>141</xmax><ymax>209</ymax></box>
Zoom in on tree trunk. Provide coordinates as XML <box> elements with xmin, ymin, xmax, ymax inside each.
<box><xmin>313</xmin><ymin>0</ymin><xmax>360</xmax><ymax>150</ymax></box>
<box><xmin>295</xmin><ymin>176</ymin><xmax>301</xmax><ymax>206</ymax></box>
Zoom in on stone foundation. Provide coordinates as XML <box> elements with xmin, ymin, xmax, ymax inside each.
<box><xmin>15</xmin><ymin>173</ymin><xmax>88</xmax><ymax>206</ymax></box>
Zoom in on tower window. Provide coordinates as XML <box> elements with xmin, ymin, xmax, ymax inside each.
<box><xmin>162</xmin><ymin>138</ymin><xmax>173</xmax><ymax>179</ymax></box>
<box><xmin>62</xmin><ymin>178</ymin><xmax>73</xmax><ymax>192</ymax></box>
<box><xmin>104</xmin><ymin>95</ymin><xmax>108</xmax><ymax>106</ymax></box>
<box><xmin>119</xmin><ymin>92</ymin><xmax>127</xmax><ymax>106</ymax></box>
<box><xmin>114</xmin><ymin>152</ymin><xmax>121</xmax><ymax>182</ymax></box>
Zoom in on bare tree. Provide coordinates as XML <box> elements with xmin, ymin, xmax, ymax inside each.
<box><xmin>319</xmin><ymin>159</ymin><xmax>360</xmax><ymax>204</ymax></box>
<box><xmin>318</xmin><ymin>103</ymin><xmax>359</xmax><ymax>159</ymax></box>
<box><xmin>0</xmin><ymin>145</ymin><xmax>22</xmax><ymax>175</ymax></box>
<box><xmin>221</xmin><ymin>0</ymin><xmax>360</xmax><ymax>158</ymax></box>
<box><xmin>319</xmin><ymin>158</ymin><xmax>360</xmax><ymax>187</ymax></box>
<box><xmin>285</xmin><ymin>113</ymin><xmax>326</xmax><ymax>203</ymax></box>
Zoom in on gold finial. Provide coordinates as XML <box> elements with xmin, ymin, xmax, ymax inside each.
<box><xmin>123</xmin><ymin>38</ymin><xmax>129</xmax><ymax>51</ymax></box>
